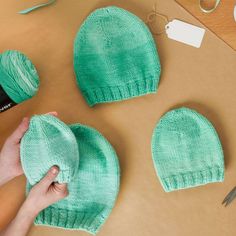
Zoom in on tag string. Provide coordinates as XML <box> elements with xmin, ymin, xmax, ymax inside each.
<box><xmin>199</xmin><ymin>0</ymin><xmax>221</xmax><ymax>13</ymax></box>
<box><xmin>18</xmin><ymin>0</ymin><xmax>56</xmax><ymax>14</ymax></box>
<box><xmin>146</xmin><ymin>3</ymin><xmax>169</xmax><ymax>35</ymax></box>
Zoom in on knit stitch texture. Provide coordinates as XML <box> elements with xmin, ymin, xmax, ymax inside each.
<box><xmin>21</xmin><ymin>115</ymin><xmax>120</xmax><ymax>235</ymax></box>
<box><xmin>74</xmin><ymin>6</ymin><xmax>161</xmax><ymax>106</ymax></box>
<box><xmin>21</xmin><ymin>115</ymin><xmax>79</xmax><ymax>185</ymax></box>
<box><xmin>0</xmin><ymin>50</ymin><xmax>39</xmax><ymax>104</ymax></box>
<box><xmin>151</xmin><ymin>107</ymin><xmax>224</xmax><ymax>192</ymax></box>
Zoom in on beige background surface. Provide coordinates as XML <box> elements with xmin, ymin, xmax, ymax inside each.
<box><xmin>0</xmin><ymin>0</ymin><xmax>236</xmax><ymax>235</ymax></box>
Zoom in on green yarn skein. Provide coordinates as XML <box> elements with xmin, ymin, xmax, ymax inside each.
<box><xmin>0</xmin><ymin>50</ymin><xmax>39</xmax><ymax>104</ymax></box>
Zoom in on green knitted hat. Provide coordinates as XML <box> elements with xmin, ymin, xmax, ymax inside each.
<box><xmin>74</xmin><ymin>6</ymin><xmax>161</xmax><ymax>106</ymax></box>
<box><xmin>21</xmin><ymin>114</ymin><xmax>79</xmax><ymax>185</ymax></box>
<box><xmin>151</xmin><ymin>107</ymin><xmax>224</xmax><ymax>192</ymax></box>
<box><xmin>21</xmin><ymin>115</ymin><xmax>120</xmax><ymax>235</ymax></box>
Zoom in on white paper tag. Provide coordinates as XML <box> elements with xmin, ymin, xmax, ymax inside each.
<box><xmin>165</xmin><ymin>19</ymin><xmax>205</xmax><ymax>48</ymax></box>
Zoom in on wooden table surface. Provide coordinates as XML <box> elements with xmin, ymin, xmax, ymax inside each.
<box><xmin>176</xmin><ymin>0</ymin><xmax>236</xmax><ymax>50</ymax></box>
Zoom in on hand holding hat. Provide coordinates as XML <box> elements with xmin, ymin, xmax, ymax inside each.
<box><xmin>0</xmin><ymin>111</ymin><xmax>57</xmax><ymax>186</ymax></box>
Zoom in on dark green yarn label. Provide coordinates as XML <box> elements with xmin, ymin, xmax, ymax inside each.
<box><xmin>0</xmin><ymin>85</ymin><xmax>16</xmax><ymax>112</ymax></box>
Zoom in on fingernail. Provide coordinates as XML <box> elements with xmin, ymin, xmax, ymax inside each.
<box><xmin>22</xmin><ymin>117</ymin><xmax>30</xmax><ymax>124</ymax></box>
<box><xmin>22</xmin><ymin>117</ymin><xmax>27</xmax><ymax>122</ymax></box>
<box><xmin>51</xmin><ymin>166</ymin><xmax>59</xmax><ymax>174</ymax></box>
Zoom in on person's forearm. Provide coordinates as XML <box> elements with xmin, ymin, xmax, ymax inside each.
<box><xmin>0</xmin><ymin>200</ymin><xmax>38</xmax><ymax>236</ymax></box>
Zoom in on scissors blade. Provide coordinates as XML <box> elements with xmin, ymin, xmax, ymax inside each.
<box><xmin>222</xmin><ymin>186</ymin><xmax>236</xmax><ymax>206</ymax></box>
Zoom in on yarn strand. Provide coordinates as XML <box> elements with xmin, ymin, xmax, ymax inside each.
<box><xmin>18</xmin><ymin>0</ymin><xmax>56</xmax><ymax>14</ymax></box>
<box><xmin>146</xmin><ymin>3</ymin><xmax>169</xmax><ymax>35</ymax></box>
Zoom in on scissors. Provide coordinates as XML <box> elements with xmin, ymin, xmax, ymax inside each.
<box><xmin>199</xmin><ymin>0</ymin><xmax>221</xmax><ymax>13</ymax></box>
<box><xmin>222</xmin><ymin>186</ymin><xmax>236</xmax><ymax>207</ymax></box>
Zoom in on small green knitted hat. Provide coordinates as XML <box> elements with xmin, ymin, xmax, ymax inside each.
<box><xmin>21</xmin><ymin>115</ymin><xmax>79</xmax><ymax>185</ymax></box>
<box><xmin>21</xmin><ymin>115</ymin><xmax>120</xmax><ymax>235</ymax></box>
<box><xmin>74</xmin><ymin>6</ymin><xmax>161</xmax><ymax>106</ymax></box>
<box><xmin>151</xmin><ymin>107</ymin><xmax>224</xmax><ymax>192</ymax></box>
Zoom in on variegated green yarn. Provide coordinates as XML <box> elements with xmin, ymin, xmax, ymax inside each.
<box><xmin>21</xmin><ymin>115</ymin><xmax>120</xmax><ymax>234</ymax></box>
<box><xmin>152</xmin><ymin>107</ymin><xmax>224</xmax><ymax>192</ymax></box>
<box><xmin>0</xmin><ymin>50</ymin><xmax>39</xmax><ymax>104</ymax></box>
<box><xmin>20</xmin><ymin>115</ymin><xmax>79</xmax><ymax>185</ymax></box>
<box><xmin>74</xmin><ymin>6</ymin><xmax>161</xmax><ymax>106</ymax></box>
